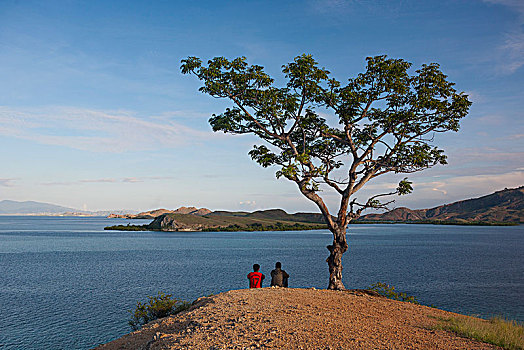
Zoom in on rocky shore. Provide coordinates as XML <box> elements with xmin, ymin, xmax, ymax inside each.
<box><xmin>96</xmin><ymin>288</ymin><xmax>499</xmax><ymax>350</ymax></box>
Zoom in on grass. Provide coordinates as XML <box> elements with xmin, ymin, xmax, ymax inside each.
<box><xmin>434</xmin><ymin>316</ymin><xmax>524</xmax><ymax>350</ymax></box>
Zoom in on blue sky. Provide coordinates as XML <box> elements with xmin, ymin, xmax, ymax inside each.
<box><xmin>0</xmin><ymin>0</ymin><xmax>523</xmax><ymax>213</ymax></box>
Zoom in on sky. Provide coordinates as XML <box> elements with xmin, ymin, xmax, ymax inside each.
<box><xmin>0</xmin><ymin>0</ymin><xmax>523</xmax><ymax>213</ymax></box>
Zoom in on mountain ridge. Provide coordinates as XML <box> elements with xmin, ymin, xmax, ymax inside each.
<box><xmin>0</xmin><ymin>200</ymin><xmax>76</xmax><ymax>214</ymax></box>
<box><xmin>3</xmin><ymin>186</ymin><xmax>522</xmax><ymax>223</ymax></box>
<box><xmin>0</xmin><ymin>200</ymin><xmax>135</xmax><ymax>216</ymax></box>
<box><xmin>359</xmin><ymin>186</ymin><xmax>524</xmax><ymax>223</ymax></box>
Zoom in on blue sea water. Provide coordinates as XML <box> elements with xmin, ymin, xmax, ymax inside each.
<box><xmin>0</xmin><ymin>216</ymin><xmax>522</xmax><ymax>350</ymax></box>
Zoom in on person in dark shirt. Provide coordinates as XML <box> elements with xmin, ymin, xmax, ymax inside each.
<box><xmin>270</xmin><ymin>261</ymin><xmax>289</xmax><ymax>287</ymax></box>
<box><xmin>247</xmin><ymin>264</ymin><xmax>265</xmax><ymax>288</ymax></box>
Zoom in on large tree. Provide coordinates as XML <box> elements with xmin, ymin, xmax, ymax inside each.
<box><xmin>181</xmin><ymin>55</ymin><xmax>471</xmax><ymax>290</ymax></box>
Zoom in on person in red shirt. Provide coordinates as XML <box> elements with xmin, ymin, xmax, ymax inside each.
<box><xmin>247</xmin><ymin>264</ymin><xmax>265</xmax><ymax>288</ymax></box>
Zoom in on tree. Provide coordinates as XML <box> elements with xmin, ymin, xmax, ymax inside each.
<box><xmin>181</xmin><ymin>54</ymin><xmax>471</xmax><ymax>290</ymax></box>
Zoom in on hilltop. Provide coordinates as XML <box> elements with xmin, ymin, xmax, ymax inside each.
<box><xmin>96</xmin><ymin>288</ymin><xmax>498</xmax><ymax>350</ymax></box>
<box><xmin>360</xmin><ymin>186</ymin><xmax>524</xmax><ymax>223</ymax></box>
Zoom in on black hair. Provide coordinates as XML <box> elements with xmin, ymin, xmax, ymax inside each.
<box><xmin>275</xmin><ymin>262</ymin><xmax>282</xmax><ymax>268</ymax></box>
<box><xmin>253</xmin><ymin>264</ymin><xmax>260</xmax><ymax>272</ymax></box>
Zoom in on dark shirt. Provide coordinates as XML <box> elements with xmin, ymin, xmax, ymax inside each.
<box><xmin>247</xmin><ymin>271</ymin><xmax>265</xmax><ymax>288</ymax></box>
<box><xmin>270</xmin><ymin>268</ymin><xmax>289</xmax><ymax>287</ymax></box>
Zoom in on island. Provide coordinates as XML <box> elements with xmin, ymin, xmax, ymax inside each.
<box><xmin>104</xmin><ymin>209</ymin><xmax>328</xmax><ymax>232</ymax></box>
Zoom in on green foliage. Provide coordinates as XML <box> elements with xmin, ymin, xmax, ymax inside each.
<box><xmin>397</xmin><ymin>178</ymin><xmax>413</xmax><ymax>195</ymax></box>
<box><xmin>181</xmin><ymin>54</ymin><xmax>471</xmax><ymax>216</ymax></box>
<box><xmin>369</xmin><ymin>282</ymin><xmax>419</xmax><ymax>304</ymax></box>
<box><xmin>201</xmin><ymin>221</ymin><xmax>325</xmax><ymax>232</ymax></box>
<box><xmin>435</xmin><ymin>316</ymin><xmax>524</xmax><ymax>350</ymax></box>
<box><xmin>128</xmin><ymin>292</ymin><xmax>191</xmax><ymax>330</ymax></box>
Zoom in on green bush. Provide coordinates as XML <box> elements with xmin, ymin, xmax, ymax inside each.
<box><xmin>369</xmin><ymin>282</ymin><xmax>420</xmax><ymax>304</ymax></box>
<box><xmin>128</xmin><ymin>292</ymin><xmax>191</xmax><ymax>330</ymax></box>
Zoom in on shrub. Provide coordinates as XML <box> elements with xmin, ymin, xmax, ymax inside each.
<box><xmin>128</xmin><ymin>292</ymin><xmax>191</xmax><ymax>330</ymax></box>
<box><xmin>369</xmin><ymin>282</ymin><xmax>420</xmax><ymax>304</ymax></box>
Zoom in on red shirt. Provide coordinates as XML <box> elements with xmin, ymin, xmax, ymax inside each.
<box><xmin>247</xmin><ymin>271</ymin><xmax>265</xmax><ymax>288</ymax></box>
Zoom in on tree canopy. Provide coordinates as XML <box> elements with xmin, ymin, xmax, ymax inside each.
<box><xmin>182</xmin><ymin>54</ymin><xmax>471</xmax><ymax>289</ymax></box>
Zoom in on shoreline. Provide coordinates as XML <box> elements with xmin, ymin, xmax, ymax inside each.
<box><xmin>104</xmin><ymin>220</ymin><xmax>520</xmax><ymax>232</ymax></box>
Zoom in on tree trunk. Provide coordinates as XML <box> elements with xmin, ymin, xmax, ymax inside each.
<box><xmin>326</xmin><ymin>227</ymin><xmax>348</xmax><ymax>290</ymax></box>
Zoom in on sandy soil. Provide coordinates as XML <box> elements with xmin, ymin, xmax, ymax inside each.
<box><xmin>95</xmin><ymin>288</ymin><xmax>500</xmax><ymax>350</ymax></box>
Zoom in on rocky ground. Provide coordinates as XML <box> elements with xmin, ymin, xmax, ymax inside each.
<box><xmin>96</xmin><ymin>288</ymin><xmax>500</xmax><ymax>350</ymax></box>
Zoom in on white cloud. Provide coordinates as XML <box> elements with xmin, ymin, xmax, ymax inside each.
<box><xmin>463</xmin><ymin>90</ymin><xmax>484</xmax><ymax>104</ymax></box>
<box><xmin>79</xmin><ymin>178</ymin><xmax>117</xmax><ymax>183</ymax></box>
<box><xmin>239</xmin><ymin>200</ymin><xmax>257</xmax><ymax>208</ymax></box>
<box><xmin>500</xmin><ymin>31</ymin><xmax>524</xmax><ymax>74</ymax></box>
<box><xmin>122</xmin><ymin>177</ymin><xmax>143</xmax><ymax>183</ymax></box>
<box><xmin>121</xmin><ymin>176</ymin><xmax>174</xmax><ymax>183</ymax></box>
<box><xmin>42</xmin><ymin>181</ymin><xmax>74</xmax><ymax>186</ymax></box>
<box><xmin>475</xmin><ymin>114</ymin><xmax>507</xmax><ymax>125</ymax></box>
<box><xmin>414</xmin><ymin>170</ymin><xmax>523</xmax><ymax>200</ymax></box>
<box><xmin>0</xmin><ymin>106</ymin><xmax>215</xmax><ymax>152</ymax></box>
<box><xmin>483</xmin><ymin>0</ymin><xmax>524</xmax><ymax>73</ymax></box>
<box><xmin>42</xmin><ymin>176</ymin><xmax>175</xmax><ymax>186</ymax></box>
<box><xmin>431</xmin><ymin>186</ymin><xmax>448</xmax><ymax>195</ymax></box>
<box><xmin>0</xmin><ymin>178</ymin><xmax>16</xmax><ymax>187</ymax></box>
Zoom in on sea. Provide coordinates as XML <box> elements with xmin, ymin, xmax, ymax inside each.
<box><xmin>0</xmin><ymin>216</ymin><xmax>522</xmax><ymax>350</ymax></box>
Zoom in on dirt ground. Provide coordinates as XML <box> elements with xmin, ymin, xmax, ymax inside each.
<box><xmin>95</xmin><ymin>288</ymin><xmax>500</xmax><ymax>350</ymax></box>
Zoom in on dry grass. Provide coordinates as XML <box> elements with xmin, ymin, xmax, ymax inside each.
<box><xmin>435</xmin><ymin>316</ymin><xmax>524</xmax><ymax>350</ymax></box>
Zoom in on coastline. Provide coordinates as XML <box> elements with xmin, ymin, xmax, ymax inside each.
<box><xmin>104</xmin><ymin>220</ymin><xmax>519</xmax><ymax>232</ymax></box>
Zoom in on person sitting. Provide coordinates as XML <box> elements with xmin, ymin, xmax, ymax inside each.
<box><xmin>247</xmin><ymin>263</ymin><xmax>265</xmax><ymax>288</ymax></box>
<box><xmin>270</xmin><ymin>261</ymin><xmax>289</xmax><ymax>287</ymax></box>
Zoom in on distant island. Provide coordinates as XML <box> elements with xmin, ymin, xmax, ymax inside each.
<box><xmin>104</xmin><ymin>187</ymin><xmax>523</xmax><ymax>232</ymax></box>
<box><xmin>0</xmin><ymin>200</ymin><xmax>136</xmax><ymax>217</ymax></box>
<box><xmin>105</xmin><ymin>208</ymin><xmax>328</xmax><ymax>232</ymax></box>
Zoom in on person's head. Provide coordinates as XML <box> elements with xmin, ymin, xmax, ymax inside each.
<box><xmin>275</xmin><ymin>262</ymin><xmax>282</xmax><ymax>269</ymax></box>
<box><xmin>253</xmin><ymin>264</ymin><xmax>260</xmax><ymax>272</ymax></box>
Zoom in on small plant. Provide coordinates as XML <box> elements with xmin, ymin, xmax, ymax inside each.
<box><xmin>369</xmin><ymin>282</ymin><xmax>420</xmax><ymax>304</ymax></box>
<box><xmin>128</xmin><ymin>292</ymin><xmax>191</xmax><ymax>330</ymax></box>
<box><xmin>435</xmin><ymin>316</ymin><xmax>524</xmax><ymax>350</ymax></box>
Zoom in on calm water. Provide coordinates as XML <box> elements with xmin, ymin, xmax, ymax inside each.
<box><xmin>0</xmin><ymin>216</ymin><xmax>522</xmax><ymax>350</ymax></box>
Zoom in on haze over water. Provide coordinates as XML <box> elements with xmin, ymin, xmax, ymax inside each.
<box><xmin>0</xmin><ymin>216</ymin><xmax>522</xmax><ymax>350</ymax></box>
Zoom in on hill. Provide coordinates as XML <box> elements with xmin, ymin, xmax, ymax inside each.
<box><xmin>0</xmin><ymin>200</ymin><xmax>76</xmax><ymax>214</ymax></box>
<box><xmin>359</xmin><ymin>186</ymin><xmax>524</xmax><ymax>223</ymax></box>
<box><xmin>207</xmin><ymin>208</ymin><xmax>328</xmax><ymax>224</ymax></box>
<box><xmin>105</xmin><ymin>209</ymin><xmax>327</xmax><ymax>232</ymax></box>
<box><xmin>108</xmin><ymin>207</ymin><xmax>212</xmax><ymax>219</ymax></box>
<box><xmin>96</xmin><ymin>288</ymin><xmax>497</xmax><ymax>350</ymax></box>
